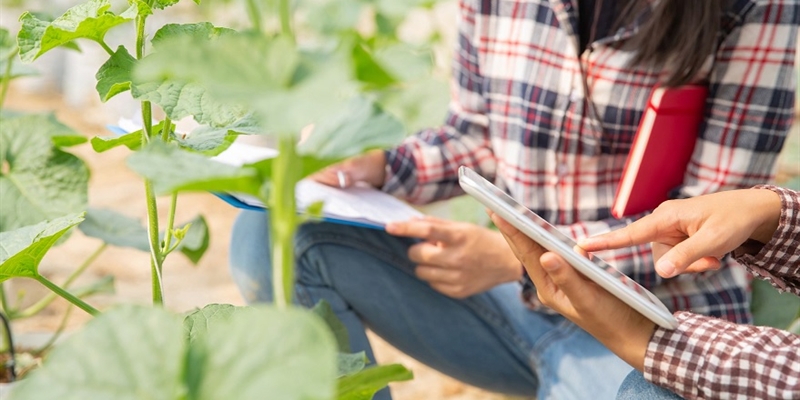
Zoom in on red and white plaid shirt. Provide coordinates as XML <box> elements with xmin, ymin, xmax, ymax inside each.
<box><xmin>646</xmin><ymin>185</ymin><xmax>800</xmax><ymax>399</ymax></box>
<box><xmin>383</xmin><ymin>0</ymin><xmax>797</xmax><ymax>323</ymax></box>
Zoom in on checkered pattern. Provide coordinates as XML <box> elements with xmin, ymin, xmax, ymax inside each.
<box><xmin>646</xmin><ymin>186</ymin><xmax>800</xmax><ymax>399</ymax></box>
<box><xmin>383</xmin><ymin>0</ymin><xmax>798</xmax><ymax>323</ymax></box>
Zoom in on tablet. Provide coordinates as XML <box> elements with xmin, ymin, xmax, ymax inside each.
<box><xmin>458</xmin><ymin>166</ymin><xmax>678</xmax><ymax>329</ymax></box>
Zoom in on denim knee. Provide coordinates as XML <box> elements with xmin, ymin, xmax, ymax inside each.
<box><xmin>616</xmin><ymin>370</ymin><xmax>683</xmax><ymax>400</ymax></box>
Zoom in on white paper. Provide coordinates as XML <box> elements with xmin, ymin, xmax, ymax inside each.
<box><xmin>212</xmin><ymin>141</ymin><xmax>423</xmax><ymax>227</ymax></box>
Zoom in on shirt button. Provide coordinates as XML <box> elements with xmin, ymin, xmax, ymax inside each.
<box><xmin>557</xmin><ymin>163</ymin><xmax>569</xmax><ymax>177</ymax></box>
<box><xmin>569</xmin><ymin>89</ymin><xmax>580</xmax><ymax>103</ymax></box>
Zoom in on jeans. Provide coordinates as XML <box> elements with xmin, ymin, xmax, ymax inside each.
<box><xmin>229</xmin><ymin>210</ymin><xmax>634</xmax><ymax>400</ymax></box>
<box><xmin>616</xmin><ymin>371</ymin><xmax>684</xmax><ymax>399</ymax></box>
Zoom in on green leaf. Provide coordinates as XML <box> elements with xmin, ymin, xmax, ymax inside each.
<box><xmin>186</xmin><ymin>306</ymin><xmax>337</xmax><ymax>400</ymax></box>
<box><xmin>17</xmin><ymin>0</ymin><xmax>143</xmax><ymax>62</ymax></box>
<box><xmin>336</xmin><ymin>364</ymin><xmax>414</xmax><ymax>400</ymax></box>
<box><xmin>10</xmin><ymin>305</ymin><xmax>187</xmax><ymax>400</ymax></box>
<box><xmin>133</xmin><ymin>33</ymin><xmax>358</xmax><ymax>134</ymax></box>
<box><xmin>337</xmin><ymin>352</ymin><xmax>368</xmax><ymax>378</ymax></box>
<box><xmin>351</xmin><ymin>42</ymin><xmax>397</xmax><ymax>89</ymax></box>
<box><xmin>176</xmin><ymin>215</ymin><xmax>209</xmax><ymax>264</ymax></box>
<box><xmin>151</xmin><ymin>22</ymin><xmax>237</xmax><ymax>48</ymax></box>
<box><xmin>78</xmin><ymin>208</ymin><xmax>149</xmax><ymax>251</ymax></box>
<box><xmin>306</xmin><ymin>0</ymin><xmax>363</xmax><ymax>35</ymax></box>
<box><xmin>0</xmin><ymin>213</ymin><xmax>84</xmax><ymax>282</ymax></box>
<box><xmin>173</xmin><ymin>114</ymin><xmax>261</xmax><ymax>155</ymax></box>
<box><xmin>183</xmin><ymin>303</ymin><xmax>238</xmax><ymax>343</ymax></box>
<box><xmin>311</xmin><ymin>299</ymin><xmax>351</xmax><ymax>352</ymax></box>
<box><xmin>378</xmin><ymin>75</ymin><xmax>449</xmax><ymax>133</ymax></box>
<box><xmin>95</xmin><ymin>46</ymin><xmax>135</xmax><ymax>102</ymax></box>
<box><xmin>751</xmin><ymin>278</ymin><xmax>800</xmax><ymax>329</ymax></box>
<box><xmin>90</xmin><ymin>131</ymin><xmax>143</xmax><ymax>152</ymax></box>
<box><xmin>374</xmin><ymin>43</ymin><xmax>434</xmax><ymax>82</ymax></box>
<box><xmin>0</xmin><ymin>114</ymin><xmax>89</xmax><ymax>232</ymax></box>
<box><xmin>127</xmin><ymin>141</ymin><xmax>262</xmax><ymax>195</ymax></box>
<box><xmin>298</xmin><ymin>96</ymin><xmax>404</xmax><ymax>161</ymax></box>
<box><xmin>0</xmin><ymin>27</ymin><xmax>15</xmax><ymax>60</ymax></box>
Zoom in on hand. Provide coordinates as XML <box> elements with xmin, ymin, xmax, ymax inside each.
<box><xmin>385</xmin><ymin>216</ymin><xmax>523</xmax><ymax>298</ymax></box>
<box><xmin>579</xmin><ymin>189</ymin><xmax>782</xmax><ymax>278</ymax></box>
<box><xmin>310</xmin><ymin>150</ymin><xmax>387</xmax><ymax>189</ymax></box>
<box><xmin>489</xmin><ymin>211</ymin><xmax>655</xmax><ymax>371</ymax></box>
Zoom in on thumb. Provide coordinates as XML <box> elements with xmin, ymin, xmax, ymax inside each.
<box><xmin>539</xmin><ymin>252</ymin><xmax>585</xmax><ymax>297</ymax></box>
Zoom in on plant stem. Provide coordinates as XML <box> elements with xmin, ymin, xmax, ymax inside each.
<box><xmin>244</xmin><ymin>0</ymin><xmax>262</xmax><ymax>33</ymax></box>
<box><xmin>32</xmin><ymin>275</ymin><xmax>99</xmax><ymax>316</ymax></box>
<box><xmin>145</xmin><ymin>181</ymin><xmax>165</xmax><ymax>305</ymax></box>
<box><xmin>279</xmin><ymin>0</ymin><xmax>294</xmax><ymax>40</ymax></box>
<box><xmin>0</xmin><ymin>283</ymin><xmax>12</xmax><ymax>316</ymax></box>
<box><xmin>15</xmin><ymin>243</ymin><xmax>107</xmax><ymax>319</ymax></box>
<box><xmin>270</xmin><ymin>135</ymin><xmax>301</xmax><ymax>309</ymax></box>
<box><xmin>160</xmin><ymin>117</ymin><xmax>172</xmax><ymax>142</ymax></box>
<box><xmin>98</xmin><ymin>40</ymin><xmax>115</xmax><ymax>56</ymax></box>
<box><xmin>161</xmin><ymin>193</ymin><xmax>178</xmax><ymax>258</ymax></box>
<box><xmin>0</xmin><ymin>48</ymin><xmax>18</xmax><ymax>110</ymax></box>
<box><xmin>35</xmin><ymin>305</ymin><xmax>73</xmax><ymax>354</ymax></box>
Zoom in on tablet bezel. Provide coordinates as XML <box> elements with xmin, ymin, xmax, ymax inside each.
<box><xmin>458</xmin><ymin>166</ymin><xmax>678</xmax><ymax>330</ymax></box>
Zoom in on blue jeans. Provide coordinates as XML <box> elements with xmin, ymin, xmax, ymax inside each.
<box><xmin>616</xmin><ymin>371</ymin><xmax>683</xmax><ymax>399</ymax></box>
<box><xmin>229</xmin><ymin>210</ymin><xmax>634</xmax><ymax>400</ymax></box>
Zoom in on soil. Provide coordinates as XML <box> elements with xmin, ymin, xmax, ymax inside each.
<box><xmin>2</xmin><ymin>88</ymin><xmax>521</xmax><ymax>400</ymax></box>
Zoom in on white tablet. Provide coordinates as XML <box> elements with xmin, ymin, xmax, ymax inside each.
<box><xmin>458</xmin><ymin>166</ymin><xmax>678</xmax><ymax>329</ymax></box>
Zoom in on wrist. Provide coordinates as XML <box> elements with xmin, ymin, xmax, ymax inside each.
<box><xmin>750</xmin><ymin>188</ymin><xmax>782</xmax><ymax>244</ymax></box>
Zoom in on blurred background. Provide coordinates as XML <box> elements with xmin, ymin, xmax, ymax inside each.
<box><xmin>0</xmin><ymin>1</ymin><xmax>797</xmax><ymax>399</ymax></box>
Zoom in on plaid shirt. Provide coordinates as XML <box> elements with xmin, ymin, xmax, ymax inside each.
<box><xmin>383</xmin><ymin>0</ymin><xmax>797</xmax><ymax>324</ymax></box>
<box><xmin>646</xmin><ymin>186</ymin><xmax>800</xmax><ymax>399</ymax></box>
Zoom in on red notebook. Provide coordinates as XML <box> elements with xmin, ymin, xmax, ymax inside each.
<box><xmin>612</xmin><ymin>85</ymin><xmax>708</xmax><ymax>219</ymax></box>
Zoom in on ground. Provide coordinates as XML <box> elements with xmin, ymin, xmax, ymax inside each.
<box><xmin>3</xmin><ymin>88</ymin><xmax>523</xmax><ymax>400</ymax></box>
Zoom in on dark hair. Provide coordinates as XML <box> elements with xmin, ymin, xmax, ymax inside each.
<box><xmin>621</xmin><ymin>0</ymin><xmax>728</xmax><ymax>87</ymax></box>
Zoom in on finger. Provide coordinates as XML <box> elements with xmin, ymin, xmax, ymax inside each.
<box><xmin>578</xmin><ymin>213</ymin><xmax>669</xmax><ymax>252</ymax></box>
<box><xmin>415</xmin><ymin>265</ymin><xmax>461</xmax><ymax>284</ymax></box>
<box><xmin>539</xmin><ymin>252</ymin><xmax>592</xmax><ymax>300</ymax></box>
<box><xmin>310</xmin><ymin>169</ymin><xmax>341</xmax><ymax>187</ymax></box>
<box><xmin>656</xmin><ymin>230</ymin><xmax>727</xmax><ymax>278</ymax></box>
<box><xmin>428</xmin><ymin>282</ymin><xmax>470</xmax><ymax>299</ymax></box>
<box><xmin>489</xmin><ymin>212</ymin><xmax>546</xmax><ymax>263</ymax></box>
<box><xmin>683</xmin><ymin>256</ymin><xmax>722</xmax><ymax>274</ymax></box>
<box><xmin>407</xmin><ymin>242</ymin><xmax>448</xmax><ymax>265</ymax></box>
<box><xmin>386</xmin><ymin>218</ymin><xmax>455</xmax><ymax>242</ymax></box>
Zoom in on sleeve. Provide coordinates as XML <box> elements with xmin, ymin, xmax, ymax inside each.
<box><xmin>644</xmin><ymin>311</ymin><xmax>800</xmax><ymax>399</ymax></box>
<box><xmin>735</xmin><ymin>185</ymin><xmax>800</xmax><ymax>295</ymax></box>
<box><xmin>553</xmin><ymin>0</ymin><xmax>798</xmax><ymax>285</ymax></box>
<box><xmin>381</xmin><ymin>0</ymin><xmax>496</xmax><ymax>205</ymax></box>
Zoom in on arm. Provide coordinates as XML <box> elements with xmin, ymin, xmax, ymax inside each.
<box><xmin>382</xmin><ymin>0</ymin><xmax>495</xmax><ymax>205</ymax></box>
<box><xmin>646</xmin><ymin>312</ymin><xmax>800</xmax><ymax>399</ymax></box>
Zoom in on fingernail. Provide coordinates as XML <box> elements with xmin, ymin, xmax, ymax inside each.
<box><xmin>385</xmin><ymin>223</ymin><xmax>397</xmax><ymax>232</ymax></box>
<box><xmin>541</xmin><ymin>255</ymin><xmax>561</xmax><ymax>271</ymax></box>
<box><xmin>657</xmin><ymin>260</ymin><xmax>675</xmax><ymax>277</ymax></box>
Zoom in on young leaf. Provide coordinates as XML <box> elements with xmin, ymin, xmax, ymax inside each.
<box><xmin>0</xmin><ymin>114</ymin><xmax>89</xmax><ymax>232</ymax></box>
<box><xmin>336</xmin><ymin>364</ymin><xmax>414</xmax><ymax>400</ymax></box>
<box><xmin>176</xmin><ymin>215</ymin><xmax>209</xmax><ymax>264</ymax></box>
<box><xmin>90</xmin><ymin>131</ymin><xmax>143</xmax><ymax>152</ymax></box>
<box><xmin>0</xmin><ymin>213</ymin><xmax>85</xmax><ymax>282</ymax></box>
<box><xmin>9</xmin><ymin>305</ymin><xmax>187</xmax><ymax>400</ymax></box>
<box><xmin>17</xmin><ymin>0</ymin><xmax>145</xmax><ymax>62</ymax></box>
<box><xmin>151</xmin><ymin>22</ymin><xmax>236</xmax><ymax>46</ymax></box>
<box><xmin>174</xmin><ymin>115</ymin><xmax>260</xmax><ymax>156</ymax></box>
<box><xmin>78</xmin><ymin>208</ymin><xmax>150</xmax><ymax>252</ymax></box>
<box><xmin>311</xmin><ymin>299</ymin><xmax>351</xmax><ymax>352</ymax></box>
<box><xmin>126</xmin><ymin>141</ymin><xmax>262</xmax><ymax>195</ymax></box>
<box><xmin>337</xmin><ymin>352</ymin><xmax>368</xmax><ymax>378</ymax></box>
<box><xmin>351</xmin><ymin>42</ymin><xmax>397</xmax><ymax>89</ymax></box>
<box><xmin>95</xmin><ymin>46</ymin><xmax>136</xmax><ymax>102</ymax></box>
<box><xmin>298</xmin><ymin>96</ymin><xmax>404</xmax><ymax>161</ymax></box>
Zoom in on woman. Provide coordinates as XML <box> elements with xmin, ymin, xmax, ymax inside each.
<box><xmin>491</xmin><ymin>185</ymin><xmax>800</xmax><ymax>399</ymax></box>
<box><xmin>229</xmin><ymin>1</ymin><xmax>797</xmax><ymax>398</ymax></box>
